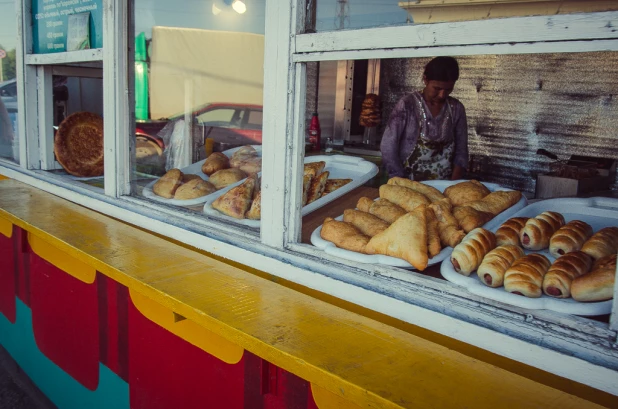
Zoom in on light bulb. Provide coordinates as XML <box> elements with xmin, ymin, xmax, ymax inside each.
<box><xmin>212</xmin><ymin>3</ymin><xmax>221</xmax><ymax>15</ymax></box>
<box><xmin>232</xmin><ymin>0</ymin><xmax>246</xmax><ymax>14</ymax></box>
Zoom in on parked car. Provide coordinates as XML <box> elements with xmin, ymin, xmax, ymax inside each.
<box><xmin>0</xmin><ymin>79</ymin><xmax>18</xmax><ymax>112</ymax></box>
<box><xmin>135</xmin><ymin>102</ymin><xmax>263</xmax><ymax>174</ymax></box>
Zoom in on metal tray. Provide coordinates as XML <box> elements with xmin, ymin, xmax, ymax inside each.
<box><xmin>310</xmin><ymin>180</ymin><xmax>528</xmax><ymax>270</ymax></box>
<box><xmin>440</xmin><ymin>197</ymin><xmax>618</xmax><ymax>315</ymax></box>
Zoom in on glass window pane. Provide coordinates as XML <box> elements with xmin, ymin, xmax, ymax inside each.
<box><xmin>132</xmin><ymin>0</ymin><xmax>265</xmax><ymax>231</ymax></box>
<box><xmin>0</xmin><ymin>0</ymin><xmax>19</xmax><ymax>164</ymax></box>
<box><xmin>299</xmin><ymin>53</ymin><xmax>617</xmax><ymax>323</ymax></box>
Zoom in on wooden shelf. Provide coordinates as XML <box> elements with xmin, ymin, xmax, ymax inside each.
<box><xmin>399</xmin><ymin>0</ymin><xmax>618</xmax><ymax>23</ymax></box>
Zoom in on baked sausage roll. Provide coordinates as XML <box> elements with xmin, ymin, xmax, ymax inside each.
<box><xmin>496</xmin><ymin>217</ymin><xmax>529</xmax><ymax>247</ymax></box>
<box><xmin>581</xmin><ymin>227</ymin><xmax>618</xmax><ymax>261</ymax></box>
<box><xmin>450</xmin><ymin>228</ymin><xmax>496</xmax><ymax>276</ymax></box>
<box><xmin>542</xmin><ymin>251</ymin><xmax>592</xmax><ymax>298</ymax></box>
<box><xmin>504</xmin><ymin>254</ymin><xmax>551</xmax><ymax>298</ymax></box>
<box><xmin>520</xmin><ymin>211</ymin><xmax>565</xmax><ymax>251</ymax></box>
<box><xmin>477</xmin><ymin>244</ymin><xmax>525</xmax><ymax>288</ymax></box>
<box><xmin>548</xmin><ymin>220</ymin><xmax>593</xmax><ymax>258</ymax></box>
<box><xmin>572</xmin><ymin>254</ymin><xmax>617</xmax><ymax>302</ymax></box>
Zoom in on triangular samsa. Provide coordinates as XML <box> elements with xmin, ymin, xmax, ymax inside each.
<box><xmin>366</xmin><ymin>204</ymin><xmax>429</xmax><ymax>270</ymax></box>
<box><xmin>212</xmin><ymin>175</ymin><xmax>256</xmax><ymax>219</ymax></box>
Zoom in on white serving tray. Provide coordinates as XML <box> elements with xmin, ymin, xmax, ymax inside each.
<box><xmin>310</xmin><ymin>180</ymin><xmax>528</xmax><ymax>270</ymax></box>
<box><xmin>440</xmin><ymin>197</ymin><xmax>618</xmax><ymax>315</ymax></box>
<box><xmin>203</xmin><ymin>155</ymin><xmax>379</xmax><ymax>227</ymax></box>
<box><xmin>141</xmin><ymin>145</ymin><xmax>262</xmax><ymax>206</ymax></box>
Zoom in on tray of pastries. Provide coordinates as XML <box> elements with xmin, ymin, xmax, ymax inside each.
<box><xmin>202</xmin><ymin>155</ymin><xmax>378</xmax><ymax>227</ymax></box>
<box><xmin>141</xmin><ymin>145</ymin><xmax>261</xmax><ymax>206</ymax></box>
<box><xmin>311</xmin><ymin>179</ymin><xmax>527</xmax><ymax>270</ymax></box>
<box><xmin>440</xmin><ymin>197</ymin><xmax>618</xmax><ymax>315</ymax></box>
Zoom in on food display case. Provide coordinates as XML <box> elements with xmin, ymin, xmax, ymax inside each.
<box><xmin>0</xmin><ymin>0</ymin><xmax>618</xmax><ymax>408</ymax></box>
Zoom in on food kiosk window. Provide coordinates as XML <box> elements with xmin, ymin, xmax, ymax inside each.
<box><xmin>131</xmin><ymin>0</ymin><xmax>266</xmax><ymax>230</ymax></box>
<box><xmin>0</xmin><ymin>1</ymin><xmax>20</xmax><ymax>164</ymax></box>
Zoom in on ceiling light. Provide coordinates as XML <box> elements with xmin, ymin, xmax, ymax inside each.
<box><xmin>212</xmin><ymin>3</ymin><xmax>222</xmax><ymax>15</ymax></box>
<box><xmin>232</xmin><ymin>0</ymin><xmax>246</xmax><ymax>14</ymax></box>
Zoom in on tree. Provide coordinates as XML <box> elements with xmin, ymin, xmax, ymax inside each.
<box><xmin>0</xmin><ymin>44</ymin><xmax>16</xmax><ymax>81</ymax></box>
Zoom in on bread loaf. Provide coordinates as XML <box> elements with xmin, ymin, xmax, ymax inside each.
<box><xmin>571</xmin><ymin>254</ymin><xmax>617</xmax><ymax>302</ymax></box>
<box><xmin>450</xmin><ymin>228</ymin><xmax>496</xmax><ymax>276</ymax></box>
<box><xmin>581</xmin><ymin>227</ymin><xmax>618</xmax><ymax>261</ymax></box>
<box><xmin>496</xmin><ymin>217</ymin><xmax>529</xmax><ymax>247</ymax></box>
<box><xmin>548</xmin><ymin>220</ymin><xmax>593</xmax><ymax>258</ymax></box>
<box><xmin>477</xmin><ymin>244</ymin><xmax>525</xmax><ymax>288</ymax></box>
<box><xmin>542</xmin><ymin>251</ymin><xmax>592</xmax><ymax>298</ymax></box>
<box><xmin>520</xmin><ymin>211</ymin><xmax>565</xmax><ymax>251</ymax></box>
<box><xmin>504</xmin><ymin>254</ymin><xmax>551</xmax><ymax>298</ymax></box>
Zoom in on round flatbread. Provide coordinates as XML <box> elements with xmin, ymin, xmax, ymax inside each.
<box><xmin>54</xmin><ymin>112</ymin><xmax>104</xmax><ymax>177</ymax></box>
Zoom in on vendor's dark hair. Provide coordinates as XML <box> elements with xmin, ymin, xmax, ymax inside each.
<box><xmin>424</xmin><ymin>56</ymin><xmax>459</xmax><ymax>82</ymax></box>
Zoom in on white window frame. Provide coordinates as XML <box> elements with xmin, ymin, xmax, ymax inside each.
<box><xmin>1</xmin><ymin>0</ymin><xmax>618</xmax><ymax>396</ymax></box>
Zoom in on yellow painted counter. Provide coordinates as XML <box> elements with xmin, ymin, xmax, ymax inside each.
<box><xmin>0</xmin><ymin>178</ymin><xmax>616</xmax><ymax>409</ymax></box>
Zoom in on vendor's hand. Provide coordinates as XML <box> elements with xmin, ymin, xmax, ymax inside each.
<box><xmin>451</xmin><ymin>166</ymin><xmax>464</xmax><ymax>181</ymax></box>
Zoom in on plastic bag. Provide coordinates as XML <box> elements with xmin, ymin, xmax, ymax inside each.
<box><xmin>159</xmin><ymin>119</ymin><xmax>192</xmax><ymax>171</ymax></box>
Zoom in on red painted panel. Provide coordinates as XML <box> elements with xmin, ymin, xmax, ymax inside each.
<box><xmin>98</xmin><ymin>273</ymin><xmax>129</xmax><ymax>381</ymax></box>
<box><xmin>128</xmin><ymin>298</ymin><xmax>245</xmax><ymax>409</ymax></box>
<box><xmin>30</xmin><ymin>252</ymin><xmax>99</xmax><ymax>390</ymax></box>
<box><xmin>0</xmin><ymin>225</ymin><xmax>16</xmax><ymax>323</ymax></box>
<box><xmin>15</xmin><ymin>228</ymin><xmax>30</xmax><ymax>307</ymax></box>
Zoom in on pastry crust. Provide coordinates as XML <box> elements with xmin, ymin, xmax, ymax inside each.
<box><xmin>237</xmin><ymin>156</ymin><xmax>262</xmax><ymax>174</ymax></box>
<box><xmin>450</xmin><ymin>228</ymin><xmax>496</xmax><ymax>276</ymax></box>
<box><xmin>245</xmin><ymin>190</ymin><xmax>261</xmax><ymax>220</ymax></box>
<box><xmin>209</xmin><ymin>168</ymin><xmax>247</xmax><ymax>190</ymax></box>
<box><xmin>542</xmin><ymin>251</ymin><xmax>592</xmax><ymax>298</ymax></box>
<box><xmin>201</xmin><ymin>152</ymin><xmax>230</xmax><ymax>176</ymax></box>
<box><xmin>503</xmin><ymin>254</ymin><xmax>551</xmax><ymax>298</ymax></box>
<box><xmin>425</xmin><ymin>207</ymin><xmax>442</xmax><ymax>258</ymax></box>
<box><xmin>366</xmin><ymin>204</ymin><xmax>429</xmax><ymax>270</ymax></box>
<box><xmin>571</xmin><ymin>254</ymin><xmax>617</xmax><ymax>302</ymax></box>
<box><xmin>549</xmin><ymin>220</ymin><xmax>593</xmax><ymax>258</ymax></box>
<box><xmin>152</xmin><ymin>169</ymin><xmax>183</xmax><ymax>199</ymax></box>
<box><xmin>452</xmin><ymin>206</ymin><xmax>493</xmax><ymax>233</ymax></box>
<box><xmin>367</xmin><ymin>199</ymin><xmax>406</xmax><ymax>224</ymax></box>
<box><xmin>304</xmin><ymin>161</ymin><xmax>326</xmax><ymax>178</ymax></box>
<box><xmin>211</xmin><ymin>175</ymin><xmax>256</xmax><ymax>219</ymax></box>
<box><xmin>379</xmin><ymin>184</ymin><xmax>430</xmax><ymax>212</ymax></box>
<box><xmin>302</xmin><ymin>174</ymin><xmax>312</xmax><ymax>206</ymax></box>
<box><xmin>386</xmin><ymin>177</ymin><xmax>445</xmax><ymax>203</ymax></box>
<box><xmin>322</xmin><ymin>179</ymin><xmax>352</xmax><ymax>196</ymax></box>
<box><xmin>443</xmin><ymin>180</ymin><xmax>491</xmax><ymax>207</ymax></box>
<box><xmin>429</xmin><ymin>199</ymin><xmax>465</xmax><ymax>248</ymax></box>
<box><xmin>496</xmin><ymin>217</ymin><xmax>529</xmax><ymax>247</ymax></box>
<box><xmin>477</xmin><ymin>244</ymin><xmax>525</xmax><ymax>288</ymax></box>
<box><xmin>581</xmin><ymin>227</ymin><xmax>618</xmax><ymax>261</ymax></box>
<box><xmin>465</xmin><ymin>190</ymin><xmax>522</xmax><ymax>216</ymax></box>
<box><xmin>307</xmin><ymin>171</ymin><xmax>329</xmax><ymax>204</ymax></box>
<box><xmin>320</xmin><ymin>217</ymin><xmax>370</xmax><ymax>254</ymax></box>
<box><xmin>174</xmin><ymin>179</ymin><xmax>216</xmax><ymax>200</ymax></box>
<box><xmin>54</xmin><ymin>112</ymin><xmax>104</xmax><ymax>177</ymax></box>
<box><xmin>343</xmin><ymin>209</ymin><xmax>389</xmax><ymax>237</ymax></box>
<box><xmin>520</xmin><ymin>211</ymin><xmax>565</xmax><ymax>251</ymax></box>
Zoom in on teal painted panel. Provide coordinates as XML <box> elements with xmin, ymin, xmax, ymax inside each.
<box><xmin>0</xmin><ymin>299</ymin><xmax>129</xmax><ymax>409</ymax></box>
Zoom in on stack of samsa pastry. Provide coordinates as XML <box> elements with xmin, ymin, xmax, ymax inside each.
<box><xmin>212</xmin><ymin>174</ymin><xmax>262</xmax><ymax>220</ymax></box>
<box><xmin>152</xmin><ymin>168</ymin><xmax>216</xmax><ymax>200</ymax></box>
<box><xmin>320</xmin><ymin>178</ymin><xmax>520</xmax><ymax>271</ymax></box>
<box><xmin>456</xmin><ymin>209</ymin><xmax>618</xmax><ymax>302</ymax></box>
<box><xmin>302</xmin><ymin>161</ymin><xmax>352</xmax><ymax>205</ymax></box>
<box><xmin>202</xmin><ymin>145</ymin><xmax>262</xmax><ymax>176</ymax></box>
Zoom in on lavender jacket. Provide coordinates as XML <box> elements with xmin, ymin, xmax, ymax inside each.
<box><xmin>380</xmin><ymin>91</ymin><xmax>469</xmax><ymax>178</ymax></box>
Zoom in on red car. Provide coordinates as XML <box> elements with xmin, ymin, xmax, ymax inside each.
<box><xmin>135</xmin><ymin>102</ymin><xmax>263</xmax><ymax>174</ymax></box>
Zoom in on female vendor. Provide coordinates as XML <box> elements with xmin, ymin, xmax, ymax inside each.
<box><xmin>380</xmin><ymin>56</ymin><xmax>468</xmax><ymax>181</ymax></box>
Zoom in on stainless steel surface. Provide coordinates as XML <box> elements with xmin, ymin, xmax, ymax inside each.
<box><xmin>380</xmin><ymin>52</ymin><xmax>618</xmax><ymax>193</ymax></box>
